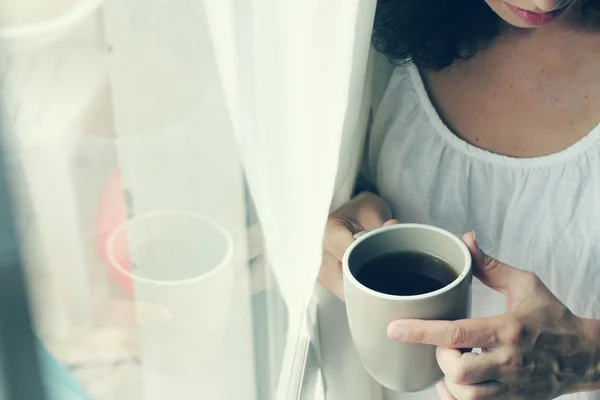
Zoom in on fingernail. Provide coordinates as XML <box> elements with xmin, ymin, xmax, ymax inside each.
<box><xmin>435</xmin><ymin>383</ymin><xmax>442</xmax><ymax>397</ymax></box>
<box><xmin>472</xmin><ymin>231</ymin><xmax>481</xmax><ymax>251</ymax></box>
<box><xmin>389</xmin><ymin>325</ymin><xmax>408</xmax><ymax>341</ymax></box>
<box><xmin>353</xmin><ymin>231</ymin><xmax>367</xmax><ymax>240</ymax></box>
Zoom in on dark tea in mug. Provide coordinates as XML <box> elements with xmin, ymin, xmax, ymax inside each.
<box><xmin>354</xmin><ymin>251</ymin><xmax>458</xmax><ymax>296</ymax></box>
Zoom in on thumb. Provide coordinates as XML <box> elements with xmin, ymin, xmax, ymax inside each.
<box><xmin>461</xmin><ymin>232</ymin><xmax>524</xmax><ymax>296</ymax></box>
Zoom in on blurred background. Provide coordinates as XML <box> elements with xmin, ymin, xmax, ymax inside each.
<box><xmin>0</xmin><ymin>0</ymin><xmax>375</xmax><ymax>399</ymax></box>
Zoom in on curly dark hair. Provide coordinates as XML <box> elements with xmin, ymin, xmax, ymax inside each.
<box><xmin>372</xmin><ymin>0</ymin><xmax>600</xmax><ymax>70</ymax></box>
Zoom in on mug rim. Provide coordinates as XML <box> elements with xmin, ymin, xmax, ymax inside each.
<box><xmin>342</xmin><ymin>223</ymin><xmax>472</xmax><ymax>301</ymax></box>
<box><xmin>106</xmin><ymin>210</ymin><xmax>234</xmax><ymax>286</ymax></box>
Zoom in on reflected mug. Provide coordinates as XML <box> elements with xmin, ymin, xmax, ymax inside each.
<box><xmin>343</xmin><ymin>224</ymin><xmax>472</xmax><ymax>392</ymax></box>
<box><xmin>107</xmin><ymin>211</ymin><xmax>234</xmax><ymax>373</ymax></box>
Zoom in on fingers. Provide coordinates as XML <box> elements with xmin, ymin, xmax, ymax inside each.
<box><xmin>320</xmin><ymin>193</ymin><xmax>396</xmax><ymax>300</ymax></box>
<box><xmin>387</xmin><ymin>317</ymin><xmax>503</xmax><ymax>348</ymax></box>
<box><xmin>323</xmin><ymin>192</ymin><xmax>394</xmax><ymax>260</ymax></box>
<box><xmin>436</xmin><ymin>380</ymin><xmax>456</xmax><ymax>400</ymax></box>
<box><xmin>317</xmin><ymin>251</ymin><xmax>345</xmax><ymax>300</ymax></box>
<box><xmin>354</xmin><ymin>219</ymin><xmax>399</xmax><ymax>239</ymax></box>
<box><xmin>461</xmin><ymin>232</ymin><xmax>528</xmax><ymax>296</ymax></box>
<box><xmin>437</xmin><ymin>347</ymin><xmax>500</xmax><ymax>384</ymax></box>
<box><xmin>319</xmin><ymin>216</ymin><xmax>359</xmax><ymax>300</ymax></box>
<box><xmin>323</xmin><ymin>219</ymin><xmax>356</xmax><ymax>261</ymax></box>
<box><xmin>445</xmin><ymin>379</ymin><xmax>507</xmax><ymax>400</ymax></box>
<box><xmin>320</xmin><ymin>216</ymin><xmax>398</xmax><ymax>300</ymax></box>
<box><xmin>352</xmin><ymin>192</ymin><xmax>393</xmax><ymax>230</ymax></box>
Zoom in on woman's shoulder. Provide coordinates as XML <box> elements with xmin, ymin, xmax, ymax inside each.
<box><xmin>370</xmin><ymin>54</ymin><xmax>417</xmax><ymax>115</ymax></box>
<box><xmin>372</xmin><ymin>61</ymin><xmax>425</xmax><ymax>127</ymax></box>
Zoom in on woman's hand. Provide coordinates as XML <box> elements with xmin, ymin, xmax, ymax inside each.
<box><xmin>319</xmin><ymin>191</ymin><xmax>398</xmax><ymax>300</ymax></box>
<box><xmin>388</xmin><ymin>232</ymin><xmax>600</xmax><ymax>400</ymax></box>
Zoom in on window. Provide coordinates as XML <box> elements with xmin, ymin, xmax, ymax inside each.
<box><xmin>0</xmin><ymin>1</ymin><xmax>376</xmax><ymax>399</ymax></box>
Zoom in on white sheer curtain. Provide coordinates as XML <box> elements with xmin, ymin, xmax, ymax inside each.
<box><xmin>206</xmin><ymin>0</ymin><xmax>377</xmax><ymax>306</ymax></box>
<box><xmin>0</xmin><ymin>0</ymin><xmax>378</xmax><ymax>399</ymax></box>
<box><xmin>205</xmin><ymin>2</ymin><xmax>377</xmax><ymax>396</ymax></box>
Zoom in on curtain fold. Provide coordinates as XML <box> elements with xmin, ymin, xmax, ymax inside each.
<box><xmin>205</xmin><ymin>3</ymin><xmax>377</xmax><ymax>396</ymax></box>
<box><xmin>206</xmin><ymin>0</ymin><xmax>377</xmax><ymax>323</ymax></box>
<box><xmin>308</xmin><ymin>50</ymin><xmax>396</xmax><ymax>400</ymax></box>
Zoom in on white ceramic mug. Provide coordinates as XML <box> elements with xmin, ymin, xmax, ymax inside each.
<box><xmin>343</xmin><ymin>224</ymin><xmax>472</xmax><ymax>392</ymax></box>
<box><xmin>107</xmin><ymin>211</ymin><xmax>234</xmax><ymax>374</ymax></box>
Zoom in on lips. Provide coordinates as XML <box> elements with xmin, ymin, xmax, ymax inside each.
<box><xmin>505</xmin><ymin>3</ymin><xmax>567</xmax><ymax>26</ymax></box>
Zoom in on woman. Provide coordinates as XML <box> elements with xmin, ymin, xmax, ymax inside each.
<box><xmin>319</xmin><ymin>0</ymin><xmax>600</xmax><ymax>399</ymax></box>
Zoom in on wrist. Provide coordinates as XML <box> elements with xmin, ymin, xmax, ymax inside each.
<box><xmin>580</xmin><ymin>317</ymin><xmax>600</xmax><ymax>391</ymax></box>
